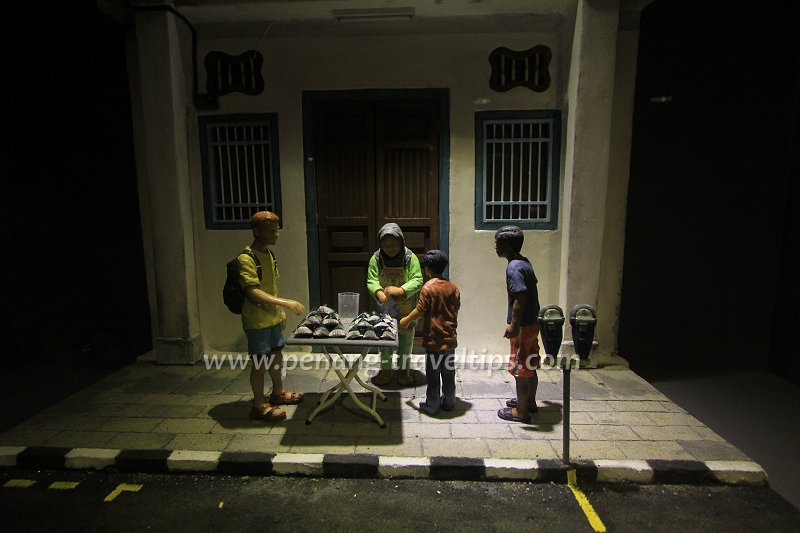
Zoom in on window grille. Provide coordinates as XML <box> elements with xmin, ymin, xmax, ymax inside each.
<box><xmin>475</xmin><ymin>110</ymin><xmax>560</xmax><ymax>230</ymax></box>
<box><xmin>199</xmin><ymin>114</ymin><xmax>282</xmax><ymax>229</ymax></box>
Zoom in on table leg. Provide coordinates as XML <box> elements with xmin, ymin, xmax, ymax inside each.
<box><xmin>305</xmin><ymin>347</ymin><xmax>387</xmax><ymax>427</ymax></box>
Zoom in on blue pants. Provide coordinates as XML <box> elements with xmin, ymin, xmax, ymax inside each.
<box><xmin>425</xmin><ymin>349</ymin><xmax>456</xmax><ymax>410</ymax></box>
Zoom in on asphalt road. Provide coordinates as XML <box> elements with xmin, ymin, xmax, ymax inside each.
<box><xmin>2</xmin><ymin>469</ymin><xmax>799</xmax><ymax>532</ymax></box>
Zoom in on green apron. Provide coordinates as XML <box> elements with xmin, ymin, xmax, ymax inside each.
<box><xmin>379</xmin><ymin>265</ymin><xmax>415</xmax><ymax>333</ymax></box>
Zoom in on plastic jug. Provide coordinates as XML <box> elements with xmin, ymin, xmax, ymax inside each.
<box><xmin>338</xmin><ymin>292</ymin><xmax>359</xmax><ymax>319</ymax></box>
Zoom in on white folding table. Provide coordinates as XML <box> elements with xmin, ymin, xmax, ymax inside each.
<box><xmin>284</xmin><ymin>319</ymin><xmax>398</xmax><ymax>428</ymax></box>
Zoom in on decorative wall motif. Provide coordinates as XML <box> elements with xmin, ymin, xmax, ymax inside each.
<box><xmin>204</xmin><ymin>51</ymin><xmax>265</xmax><ymax>97</ymax></box>
<box><xmin>488</xmin><ymin>45</ymin><xmax>551</xmax><ymax>92</ymax></box>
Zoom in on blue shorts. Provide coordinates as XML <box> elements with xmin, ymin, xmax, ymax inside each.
<box><xmin>244</xmin><ymin>324</ymin><xmax>285</xmax><ymax>356</ymax></box>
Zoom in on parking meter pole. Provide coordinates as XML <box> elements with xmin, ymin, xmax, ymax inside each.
<box><xmin>537</xmin><ymin>305</ymin><xmax>566</xmax><ymax>463</ymax></box>
<box><xmin>563</xmin><ymin>365</ymin><xmax>571</xmax><ymax>464</ymax></box>
<box><xmin>567</xmin><ymin>304</ymin><xmax>598</xmax><ymax>466</ymax></box>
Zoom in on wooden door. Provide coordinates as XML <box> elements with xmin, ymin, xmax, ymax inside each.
<box><xmin>314</xmin><ymin>99</ymin><xmax>440</xmax><ymax>333</ymax></box>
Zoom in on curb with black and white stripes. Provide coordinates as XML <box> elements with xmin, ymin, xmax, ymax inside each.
<box><xmin>0</xmin><ymin>446</ymin><xmax>766</xmax><ymax>486</ymax></box>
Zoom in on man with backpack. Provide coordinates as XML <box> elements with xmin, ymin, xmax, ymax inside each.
<box><xmin>233</xmin><ymin>210</ymin><xmax>306</xmax><ymax>421</ymax></box>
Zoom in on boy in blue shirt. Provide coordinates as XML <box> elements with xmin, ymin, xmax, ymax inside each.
<box><xmin>494</xmin><ymin>226</ymin><xmax>541</xmax><ymax>423</ymax></box>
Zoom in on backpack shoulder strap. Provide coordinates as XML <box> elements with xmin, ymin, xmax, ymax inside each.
<box><xmin>240</xmin><ymin>249</ymin><xmax>262</xmax><ymax>281</ymax></box>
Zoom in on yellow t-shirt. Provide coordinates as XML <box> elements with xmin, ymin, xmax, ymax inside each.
<box><xmin>238</xmin><ymin>246</ymin><xmax>281</xmax><ymax>329</ymax></box>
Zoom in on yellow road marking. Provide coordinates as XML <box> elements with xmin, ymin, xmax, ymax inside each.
<box><xmin>567</xmin><ymin>469</ymin><xmax>607</xmax><ymax>532</ymax></box>
<box><xmin>218</xmin><ymin>501</ymin><xmax>224</xmax><ymax>509</ymax></box>
<box><xmin>104</xmin><ymin>483</ymin><xmax>142</xmax><ymax>502</ymax></box>
<box><xmin>49</xmin><ymin>481</ymin><xmax>80</xmax><ymax>490</ymax></box>
<box><xmin>4</xmin><ymin>479</ymin><xmax>36</xmax><ymax>488</ymax></box>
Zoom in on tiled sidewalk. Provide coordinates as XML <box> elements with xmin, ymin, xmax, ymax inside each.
<box><xmin>0</xmin><ymin>356</ymin><xmax>765</xmax><ymax>484</ymax></box>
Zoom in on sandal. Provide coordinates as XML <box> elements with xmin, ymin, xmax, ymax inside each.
<box><xmin>372</xmin><ymin>369</ymin><xmax>393</xmax><ymax>386</ymax></box>
<box><xmin>505</xmin><ymin>398</ymin><xmax>539</xmax><ymax>413</ymax></box>
<box><xmin>497</xmin><ymin>407</ymin><xmax>531</xmax><ymax>423</ymax></box>
<box><xmin>397</xmin><ymin>371</ymin><xmax>413</xmax><ymax>386</ymax></box>
<box><xmin>269</xmin><ymin>390</ymin><xmax>304</xmax><ymax>405</ymax></box>
<box><xmin>249</xmin><ymin>403</ymin><xmax>287</xmax><ymax>422</ymax></box>
<box><xmin>419</xmin><ymin>401</ymin><xmax>439</xmax><ymax>416</ymax></box>
<box><xmin>440</xmin><ymin>397</ymin><xmax>456</xmax><ymax>411</ymax></box>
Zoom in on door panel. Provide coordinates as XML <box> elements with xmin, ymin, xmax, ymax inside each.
<box><xmin>314</xmin><ymin>98</ymin><xmax>440</xmax><ymax>340</ymax></box>
<box><xmin>314</xmin><ymin>102</ymin><xmax>375</xmax><ymax>310</ymax></box>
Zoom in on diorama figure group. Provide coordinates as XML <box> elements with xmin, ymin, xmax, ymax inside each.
<box><xmin>237</xmin><ymin>211</ymin><xmax>541</xmax><ymax>424</ymax></box>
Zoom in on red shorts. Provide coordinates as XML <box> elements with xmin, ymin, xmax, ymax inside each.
<box><xmin>508</xmin><ymin>324</ymin><xmax>541</xmax><ymax>379</ymax></box>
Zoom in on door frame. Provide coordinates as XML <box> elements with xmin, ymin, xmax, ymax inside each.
<box><xmin>302</xmin><ymin>88</ymin><xmax>451</xmax><ymax>308</ymax></box>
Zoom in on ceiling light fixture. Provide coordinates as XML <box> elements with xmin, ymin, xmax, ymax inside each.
<box><xmin>332</xmin><ymin>7</ymin><xmax>415</xmax><ymax>23</ymax></box>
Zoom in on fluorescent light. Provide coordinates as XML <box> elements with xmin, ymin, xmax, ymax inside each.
<box><xmin>332</xmin><ymin>7</ymin><xmax>415</xmax><ymax>23</ymax></box>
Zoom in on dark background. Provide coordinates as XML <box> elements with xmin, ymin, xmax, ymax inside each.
<box><xmin>0</xmin><ymin>1</ymin><xmax>150</xmax><ymax>430</ymax></box>
<box><xmin>0</xmin><ymin>0</ymin><xmax>798</xmax><ymax>433</ymax></box>
<box><xmin>618</xmin><ymin>0</ymin><xmax>800</xmax><ymax>384</ymax></box>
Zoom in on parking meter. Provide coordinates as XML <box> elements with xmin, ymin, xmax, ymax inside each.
<box><xmin>537</xmin><ymin>305</ymin><xmax>564</xmax><ymax>357</ymax></box>
<box><xmin>569</xmin><ymin>304</ymin><xmax>597</xmax><ymax>360</ymax></box>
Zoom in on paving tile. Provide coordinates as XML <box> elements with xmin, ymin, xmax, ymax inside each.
<box><xmin>566</xmin><ymin>440</ymin><xmax>627</xmax><ymax>461</ymax></box>
<box><xmin>646</xmin><ymin>412</ymin><xmax>705</xmax><ymax>427</ymax></box>
<box><xmin>404</xmin><ymin>424</ymin><xmax>452</xmax><ymax>439</ymax></box>
<box><xmin>616</xmin><ymin>440</ymin><xmax>695</xmax><ymax>461</ymax></box>
<box><xmin>289</xmin><ymin>436</ymin><xmax>357</xmax><ymax>455</ymax></box>
<box><xmin>508</xmin><ymin>424</ymin><xmax>565</xmax><ymax>441</ymax></box>
<box><xmin>90</xmin><ymin>404</ymin><xmax>153</xmax><ymax>417</ymax></box>
<box><xmin>422</xmin><ymin>437</ymin><xmax>490</xmax><ymax>457</ymax></box>
<box><xmin>450</xmin><ymin>423</ymin><xmax>513</xmax><ymax>439</ymax></box>
<box><xmin>122</xmin><ymin>373</ymin><xmax>190</xmax><ymax>394</ymax></box>
<box><xmin>690</xmin><ymin>426</ymin><xmax>726</xmax><ymax>442</ymax></box>
<box><xmin>0</xmin><ymin>429</ymin><xmax>61</xmax><ymax>446</ymax></box>
<box><xmin>143</xmin><ymin>405</ymin><xmax>208</xmax><ymax>418</ymax></box>
<box><xmin>569</xmin><ymin>400</ymin><xmax>612</xmax><ymax>412</ymax></box>
<box><xmin>210</xmin><ymin>422</ymin><xmax>273</xmax><ymax>435</ymax></box>
<box><xmin>355</xmin><ymin>438</ymin><xmax>424</xmax><ymax>457</ymax></box>
<box><xmin>678</xmin><ymin>440</ymin><xmax>751</xmax><ymax>462</ymax></box>
<box><xmin>588</xmin><ymin>412</ymin><xmax>655</xmax><ymax>426</ymax></box>
<box><xmin>328</xmin><ymin>422</ymin><xmax>397</xmax><ymax>438</ymax></box>
<box><xmin>185</xmin><ymin>394</ymin><xmax>244</xmax><ymax>406</ymax></box>
<box><xmin>171</xmin><ymin>375</ymin><xmax>234</xmax><ymax>395</ymax></box>
<box><xmin>607</xmin><ymin>400</ymin><xmax>671</xmax><ymax>413</ymax></box>
<box><xmin>630</xmin><ymin>425</ymin><xmax>704</xmax><ymax>441</ymax></box>
<box><xmin>485</xmin><ymin>439</ymin><xmax>557</xmax><ymax>460</ymax></box>
<box><xmin>15</xmin><ymin>415</ymin><xmax>109</xmax><ymax>432</ymax></box>
<box><xmin>138</xmin><ymin>394</ymin><xmax>193</xmax><ymax>405</ymax></box>
<box><xmin>571</xmin><ymin>424</ymin><xmax>640</xmax><ymax>441</ymax></box>
<box><xmin>44</xmin><ymin>431</ymin><xmax>117</xmax><ymax>449</ymax></box>
<box><xmin>225</xmin><ymin>434</ymin><xmax>291</xmax><ymax>453</ymax></box>
<box><xmin>97</xmin><ymin>418</ymin><xmax>165</xmax><ymax>433</ymax></box>
<box><xmin>107</xmin><ymin>432</ymin><xmax>175</xmax><ymax>450</ymax></box>
<box><xmin>167</xmin><ymin>433</ymin><xmax>234</xmax><ymax>451</ymax></box>
<box><xmin>90</xmin><ymin>392</ymin><xmax>146</xmax><ymax>404</ymax></box>
<box><xmin>591</xmin><ymin>370</ymin><xmax>670</xmax><ymax>400</ymax></box>
<box><xmin>153</xmin><ymin>419</ymin><xmax>217</xmax><ymax>434</ymax></box>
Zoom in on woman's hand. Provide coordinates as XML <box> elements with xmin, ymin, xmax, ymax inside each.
<box><xmin>384</xmin><ymin>286</ymin><xmax>405</xmax><ymax>299</ymax></box>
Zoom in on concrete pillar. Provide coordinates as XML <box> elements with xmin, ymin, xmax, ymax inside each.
<box><xmin>133</xmin><ymin>9</ymin><xmax>202</xmax><ymax>363</ymax></box>
<box><xmin>558</xmin><ymin>0</ymin><xmax>620</xmax><ymax>352</ymax></box>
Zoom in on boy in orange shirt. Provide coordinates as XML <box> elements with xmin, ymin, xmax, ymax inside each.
<box><xmin>400</xmin><ymin>250</ymin><xmax>460</xmax><ymax>415</ymax></box>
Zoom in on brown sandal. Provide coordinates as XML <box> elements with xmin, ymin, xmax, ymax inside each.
<box><xmin>269</xmin><ymin>390</ymin><xmax>304</xmax><ymax>405</ymax></box>
<box><xmin>397</xmin><ymin>371</ymin><xmax>413</xmax><ymax>386</ymax></box>
<box><xmin>371</xmin><ymin>369</ymin><xmax>393</xmax><ymax>386</ymax></box>
<box><xmin>249</xmin><ymin>403</ymin><xmax>287</xmax><ymax>422</ymax></box>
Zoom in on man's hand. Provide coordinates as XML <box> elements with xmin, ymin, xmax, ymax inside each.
<box><xmin>399</xmin><ymin>316</ymin><xmax>410</xmax><ymax>330</ymax></box>
<box><xmin>375</xmin><ymin>290</ymin><xmax>388</xmax><ymax>304</ymax></box>
<box><xmin>284</xmin><ymin>300</ymin><xmax>305</xmax><ymax>315</ymax></box>
<box><xmin>504</xmin><ymin>323</ymin><xmax>520</xmax><ymax>339</ymax></box>
<box><xmin>280</xmin><ymin>308</ymin><xmax>288</xmax><ymax>329</ymax></box>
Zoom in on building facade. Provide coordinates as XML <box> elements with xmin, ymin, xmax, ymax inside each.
<box><xmin>101</xmin><ymin>0</ymin><xmax>648</xmax><ymax>364</ymax></box>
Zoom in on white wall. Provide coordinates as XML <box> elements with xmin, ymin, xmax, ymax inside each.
<box><xmin>186</xmin><ymin>30</ymin><xmax>564</xmax><ymax>356</ymax></box>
